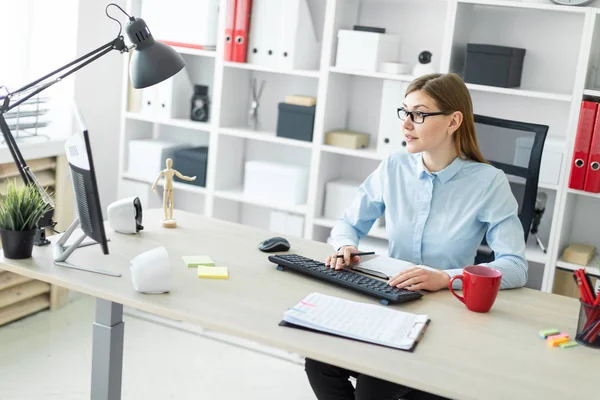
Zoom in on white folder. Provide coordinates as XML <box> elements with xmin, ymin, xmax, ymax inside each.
<box><xmin>154</xmin><ymin>68</ymin><xmax>194</xmax><ymax>120</ymax></box>
<box><xmin>248</xmin><ymin>0</ymin><xmax>319</xmax><ymax>70</ymax></box>
<box><xmin>377</xmin><ymin>80</ymin><xmax>410</xmax><ymax>158</ymax></box>
<box><xmin>276</xmin><ymin>0</ymin><xmax>320</xmax><ymax>70</ymax></box>
<box><xmin>140</xmin><ymin>87</ymin><xmax>157</xmax><ymax>116</ymax></box>
<box><xmin>247</xmin><ymin>0</ymin><xmax>279</xmax><ymax>66</ymax></box>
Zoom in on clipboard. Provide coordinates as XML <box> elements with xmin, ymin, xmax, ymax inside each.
<box><xmin>278</xmin><ymin>318</ymin><xmax>431</xmax><ymax>353</ymax></box>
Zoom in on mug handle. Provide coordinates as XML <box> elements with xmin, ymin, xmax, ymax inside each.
<box><xmin>449</xmin><ymin>275</ymin><xmax>465</xmax><ymax>304</ymax></box>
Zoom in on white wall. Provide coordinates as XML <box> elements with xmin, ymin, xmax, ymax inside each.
<box><xmin>73</xmin><ymin>0</ymin><xmax>126</xmax><ymax>216</ymax></box>
<box><xmin>0</xmin><ymin>0</ymin><xmax>79</xmax><ymax>139</ymax></box>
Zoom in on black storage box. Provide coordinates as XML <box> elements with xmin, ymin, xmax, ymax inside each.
<box><xmin>463</xmin><ymin>44</ymin><xmax>526</xmax><ymax>88</ymax></box>
<box><xmin>172</xmin><ymin>146</ymin><xmax>209</xmax><ymax>187</ymax></box>
<box><xmin>276</xmin><ymin>103</ymin><xmax>316</xmax><ymax>142</ymax></box>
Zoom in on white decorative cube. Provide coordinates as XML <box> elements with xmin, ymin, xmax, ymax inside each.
<box><xmin>243</xmin><ymin>161</ymin><xmax>309</xmax><ymax>205</ymax></box>
<box><xmin>127</xmin><ymin>140</ymin><xmax>187</xmax><ymax>181</ymax></box>
<box><xmin>323</xmin><ymin>179</ymin><xmax>362</xmax><ymax>220</ymax></box>
<box><xmin>335</xmin><ymin>30</ymin><xmax>400</xmax><ymax>73</ymax></box>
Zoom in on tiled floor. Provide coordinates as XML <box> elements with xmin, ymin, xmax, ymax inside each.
<box><xmin>0</xmin><ymin>295</ymin><xmax>315</xmax><ymax>400</ymax></box>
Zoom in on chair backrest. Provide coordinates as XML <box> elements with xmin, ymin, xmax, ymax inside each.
<box><xmin>473</xmin><ymin>114</ymin><xmax>548</xmax><ymax>263</ymax></box>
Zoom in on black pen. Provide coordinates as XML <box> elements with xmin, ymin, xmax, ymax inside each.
<box><xmin>335</xmin><ymin>252</ymin><xmax>375</xmax><ymax>258</ymax></box>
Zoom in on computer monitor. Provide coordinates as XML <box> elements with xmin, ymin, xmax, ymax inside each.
<box><xmin>52</xmin><ymin>105</ymin><xmax>118</xmax><ymax>277</ymax></box>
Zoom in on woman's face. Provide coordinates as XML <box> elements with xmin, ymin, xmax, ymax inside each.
<box><xmin>401</xmin><ymin>90</ymin><xmax>456</xmax><ymax>155</ymax></box>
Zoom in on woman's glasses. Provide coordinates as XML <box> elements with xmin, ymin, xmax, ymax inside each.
<box><xmin>397</xmin><ymin>107</ymin><xmax>449</xmax><ymax>124</ymax></box>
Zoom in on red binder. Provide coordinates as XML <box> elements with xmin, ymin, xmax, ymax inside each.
<box><xmin>232</xmin><ymin>0</ymin><xmax>252</xmax><ymax>63</ymax></box>
<box><xmin>224</xmin><ymin>0</ymin><xmax>237</xmax><ymax>61</ymax></box>
<box><xmin>584</xmin><ymin>107</ymin><xmax>600</xmax><ymax>193</ymax></box>
<box><xmin>568</xmin><ymin>101</ymin><xmax>598</xmax><ymax>190</ymax></box>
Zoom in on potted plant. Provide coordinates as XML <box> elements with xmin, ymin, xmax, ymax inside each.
<box><xmin>0</xmin><ymin>180</ymin><xmax>52</xmax><ymax>259</ymax></box>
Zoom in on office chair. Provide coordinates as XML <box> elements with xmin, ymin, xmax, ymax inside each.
<box><xmin>473</xmin><ymin>114</ymin><xmax>548</xmax><ymax>264</ymax></box>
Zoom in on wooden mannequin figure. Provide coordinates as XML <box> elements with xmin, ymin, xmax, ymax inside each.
<box><xmin>151</xmin><ymin>158</ymin><xmax>196</xmax><ymax>228</ymax></box>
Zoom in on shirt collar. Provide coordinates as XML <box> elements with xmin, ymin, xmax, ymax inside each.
<box><xmin>416</xmin><ymin>153</ymin><xmax>465</xmax><ymax>184</ymax></box>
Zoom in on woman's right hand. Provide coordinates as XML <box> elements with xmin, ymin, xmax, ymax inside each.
<box><xmin>325</xmin><ymin>246</ymin><xmax>361</xmax><ymax>270</ymax></box>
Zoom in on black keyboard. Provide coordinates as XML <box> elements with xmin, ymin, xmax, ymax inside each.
<box><xmin>268</xmin><ymin>254</ymin><xmax>423</xmax><ymax>305</ymax></box>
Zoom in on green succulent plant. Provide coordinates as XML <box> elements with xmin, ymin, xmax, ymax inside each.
<box><xmin>0</xmin><ymin>180</ymin><xmax>52</xmax><ymax>231</ymax></box>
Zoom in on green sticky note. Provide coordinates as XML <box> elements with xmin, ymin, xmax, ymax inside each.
<box><xmin>182</xmin><ymin>255</ymin><xmax>215</xmax><ymax>267</ymax></box>
<box><xmin>559</xmin><ymin>341</ymin><xmax>579</xmax><ymax>349</ymax></box>
<box><xmin>539</xmin><ymin>329</ymin><xmax>560</xmax><ymax>339</ymax></box>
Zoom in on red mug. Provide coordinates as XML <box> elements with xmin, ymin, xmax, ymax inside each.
<box><xmin>448</xmin><ymin>265</ymin><xmax>502</xmax><ymax>313</ymax></box>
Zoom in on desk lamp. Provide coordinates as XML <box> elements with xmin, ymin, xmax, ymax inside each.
<box><xmin>0</xmin><ymin>3</ymin><xmax>185</xmax><ymax>246</ymax></box>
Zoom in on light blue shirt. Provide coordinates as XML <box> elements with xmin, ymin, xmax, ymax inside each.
<box><xmin>331</xmin><ymin>152</ymin><xmax>528</xmax><ymax>290</ymax></box>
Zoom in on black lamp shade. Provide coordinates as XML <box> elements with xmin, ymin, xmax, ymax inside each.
<box><xmin>126</xmin><ymin>17</ymin><xmax>186</xmax><ymax>89</ymax></box>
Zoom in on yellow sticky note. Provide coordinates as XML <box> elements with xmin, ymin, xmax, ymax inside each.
<box><xmin>197</xmin><ymin>266</ymin><xmax>228</xmax><ymax>279</ymax></box>
<box><xmin>182</xmin><ymin>255</ymin><xmax>214</xmax><ymax>267</ymax></box>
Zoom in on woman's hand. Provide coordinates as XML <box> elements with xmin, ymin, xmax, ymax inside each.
<box><xmin>388</xmin><ymin>266</ymin><xmax>450</xmax><ymax>292</ymax></box>
<box><xmin>325</xmin><ymin>246</ymin><xmax>361</xmax><ymax>270</ymax></box>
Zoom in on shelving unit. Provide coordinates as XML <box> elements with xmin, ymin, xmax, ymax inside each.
<box><xmin>118</xmin><ymin>0</ymin><xmax>600</xmax><ymax>296</ymax></box>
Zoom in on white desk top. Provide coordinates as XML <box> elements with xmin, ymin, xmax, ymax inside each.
<box><xmin>0</xmin><ymin>209</ymin><xmax>595</xmax><ymax>400</ymax></box>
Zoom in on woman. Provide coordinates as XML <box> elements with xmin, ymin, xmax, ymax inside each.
<box><xmin>305</xmin><ymin>73</ymin><xmax>527</xmax><ymax>400</ymax></box>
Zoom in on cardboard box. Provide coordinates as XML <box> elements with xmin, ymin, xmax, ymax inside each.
<box><xmin>325</xmin><ymin>130</ymin><xmax>370</xmax><ymax>149</ymax></box>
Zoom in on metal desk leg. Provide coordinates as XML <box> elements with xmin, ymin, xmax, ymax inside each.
<box><xmin>91</xmin><ymin>298</ymin><xmax>124</xmax><ymax>400</ymax></box>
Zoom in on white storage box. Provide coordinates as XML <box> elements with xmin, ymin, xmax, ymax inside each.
<box><xmin>323</xmin><ymin>179</ymin><xmax>362</xmax><ymax>220</ymax></box>
<box><xmin>269</xmin><ymin>211</ymin><xmax>305</xmax><ymax>237</ymax></box>
<box><xmin>514</xmin><ymin>137</ymin><xmax>566</xmax><ymax>186</ymax></box>
<box><xmin>335</xmin><ymin>30</ymin><xmax>400</xmax><ymax>73</ymax></box>
<box><xmin>243</xmin><ymin>161</ymin><xmax>309</xmax><ymax>205</ymax></box>
<box><xmin>127</xmin><ymin>140</ymin><xmax>187</xmax><ymax>181</ymax></box>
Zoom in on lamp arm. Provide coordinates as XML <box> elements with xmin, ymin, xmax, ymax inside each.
<box><xmin>0</xmin><ymin>35</ymin><xmax>128</xmax><ymax>245</ymax></box>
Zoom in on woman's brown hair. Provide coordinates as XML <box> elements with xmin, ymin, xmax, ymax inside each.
<box><xmin>405</xmin><ymin>73</ymin><xmax>488</xmax><ymax>164</ymax></box>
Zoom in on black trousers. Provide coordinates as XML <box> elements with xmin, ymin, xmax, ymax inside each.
<box><xmin>305</xmin><ymin>358</ymin><xmax>451</xmax><ymax>400</ymax></box>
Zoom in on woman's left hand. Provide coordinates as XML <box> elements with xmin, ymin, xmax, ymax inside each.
<box><xmin>388</xmin><ymin>266</ymin><xmax>450</xmax><ymax>292</ymax></box>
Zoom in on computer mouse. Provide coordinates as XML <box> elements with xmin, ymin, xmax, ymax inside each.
<box><xmin>258</xmin><ymin>236</ymin><xmax>291</xmax><ymax>253</ymax></box>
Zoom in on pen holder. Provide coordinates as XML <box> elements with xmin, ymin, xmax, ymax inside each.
<box><xmin>575</xmin><ymin>300</ymin><xmax>600</xmax><ymax>349</ymax></box>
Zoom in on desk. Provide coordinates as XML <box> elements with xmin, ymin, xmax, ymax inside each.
<box><xmin>0</xmin><ymin>209</ymin><xmax>596</xmax><ymax>400</ymax></box>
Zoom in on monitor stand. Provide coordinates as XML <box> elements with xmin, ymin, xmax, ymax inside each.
<box><xmin>53</xmin><ymin>218</ymin><xmax>121</xmax><ymax>277</ymax></box>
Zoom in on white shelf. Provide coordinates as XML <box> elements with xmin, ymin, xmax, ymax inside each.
<box><xmin>220</xmin><ymin>127</ymin><xmax>313</xmax><ymax>149</ymax></box>
<box><xmin>457</xmin><ymin>0</ymin><xmax>589</xmax><ymax>13</ymax></box>
<box><xmin>556</xmin><ymin>256</ymin><xmax>600</xmax><ymax>278</ymax></box>
<box><xmin>465</xmin><ymin>83</ymin><xmax>572</xmax><ymax>102</ymax></box>
<box><xmin>320</xmin><ymin>145</ymin><xmax>383</xmax><ymax>160</ymax></box>
<box><xmin>171</xmin><ymin>45</ymin><xmax>217</xmax><ymax>58</ymax></box>
<box><xmin>214</xmin><ymin>187</ymin><xmax>307</xmax><ymax>214</ymax></box>
<box><xmin>567</xmin><ymin>188</ymin><xmax>600</xmax><ymax>199</ymax></box>
<box><xmin>125</xmin><ymin>112</ymin><xmax>212</xmax><ymax>132</ymax></box>
<box><xmin>583</xmin><ymin>89</ymin><xmax>600</xmax><ymax>97</ymax></box>
<box><xmin>223</xmin><ymin>61</ymin><xmax>320</xmax><ymax>78</ymax></box>
<box><xmin>329</xmin><ymin>66</ymin><xmax>414</xmax><ymax>82</ymax></box>
<box><xmin>122</xmin><ymin>173</ymin><xmax>208</xmax><ymax>195</ymax></box>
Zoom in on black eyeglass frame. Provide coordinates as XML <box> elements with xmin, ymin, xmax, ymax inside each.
<box><xmin>397</xmin><ymin>107</ymin><xmax>450</xmax><ymax>124</ymax></box>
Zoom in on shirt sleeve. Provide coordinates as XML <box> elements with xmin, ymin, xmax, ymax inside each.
<box><xmin>330</xmin><ymin>158</ymin><xmax>388</xmax><ymax>251</ymax></box>
<box><xmin>446</xmin><ymin>169</ymin><xmax>528</xmax><ymax>290</ymax></box>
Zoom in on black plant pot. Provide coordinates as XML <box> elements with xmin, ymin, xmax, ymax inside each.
<box><xmin>0</xmin><ymin>228</ymin><xmax>36</xmax><ymax>259</ymax></box>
